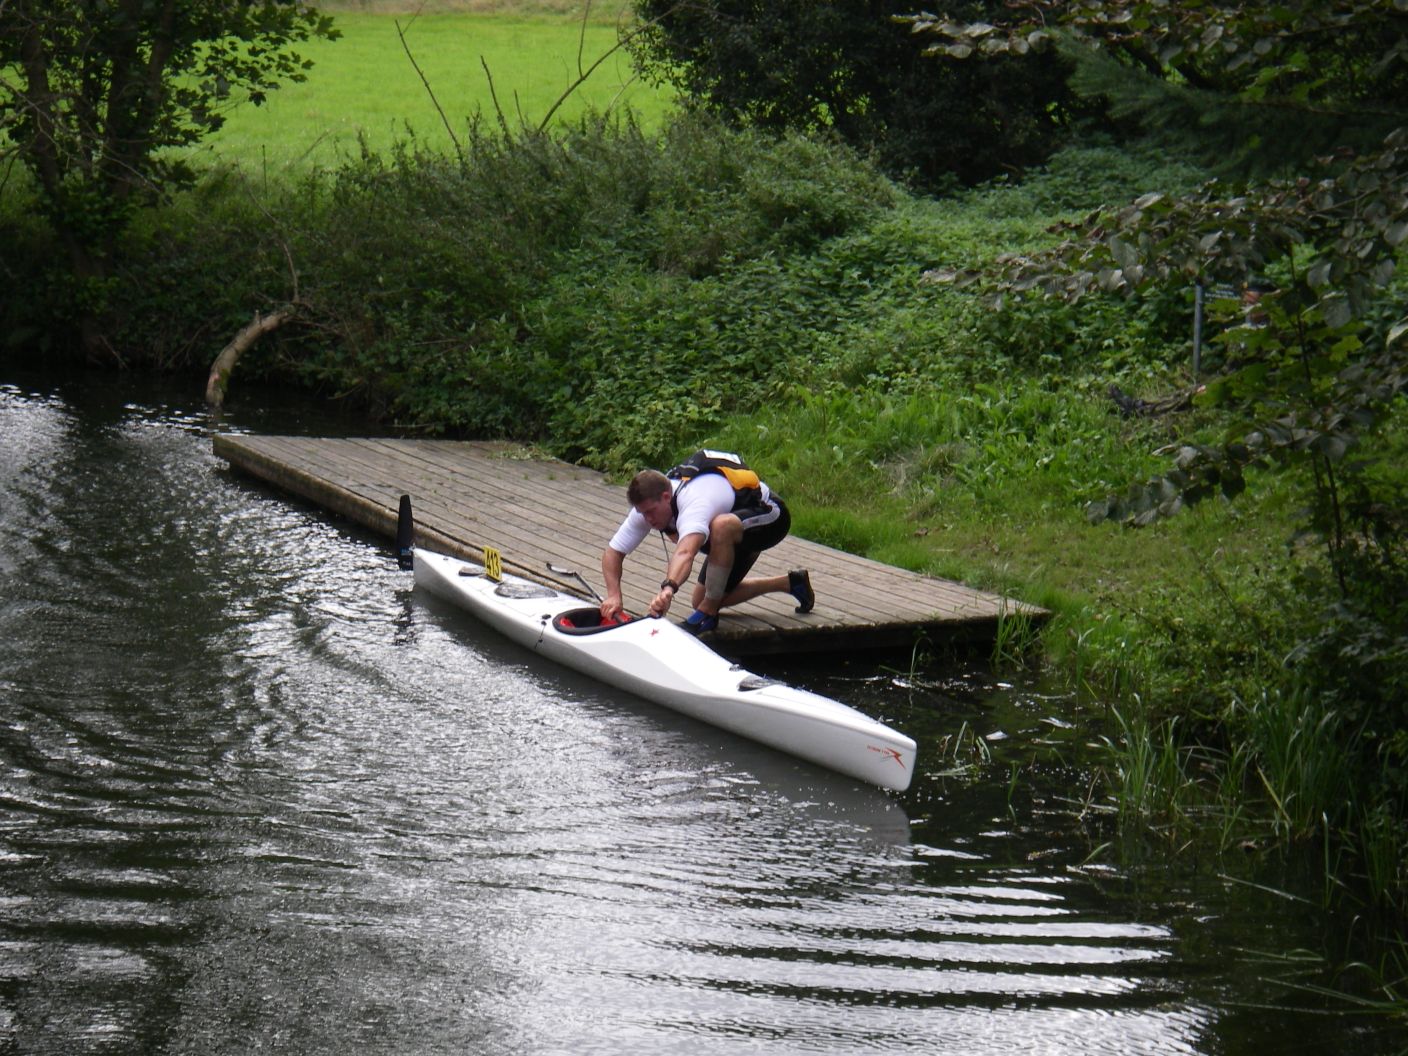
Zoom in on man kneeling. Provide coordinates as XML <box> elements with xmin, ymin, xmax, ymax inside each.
<box><xmin>600</xmin><ymin>450</ymin><xmax>815</xmax><ymax>634</ymax></box>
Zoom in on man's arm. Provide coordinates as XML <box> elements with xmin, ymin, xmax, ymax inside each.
<box><xmin>601</xmin><ymin>545</ymin><xmax>627</xmax><ymax>620</ymax></box>
<box><xmin>650</xmin><ymin>531</ymin><xmax>704</xmax><ymax>617</ymax></box>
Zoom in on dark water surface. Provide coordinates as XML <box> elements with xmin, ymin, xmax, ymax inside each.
<box><xmin>2</xmin><ymin>373</ymin><xmax>1405</xmax><ymax>1055</ymax></box>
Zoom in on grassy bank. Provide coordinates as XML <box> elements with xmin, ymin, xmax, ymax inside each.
<box><xmin>194</xmin><ymin>5</ymin><xmax>673</xmax><ymax>174</ymax></box>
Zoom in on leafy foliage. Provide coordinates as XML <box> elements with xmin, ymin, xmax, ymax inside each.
<box><xmin>937</xmin><ymin>110</ymin><xmax>1408</xmax><ymax>591</ymax></box>
<box><xmin>1</xmin><ymin>0</ymin><xmax>339</xmax><ymax>229</ymax></box>
<box><xmin>0</xmin><ymin>0</ymin><xmax>338</xmax><ymax>356</ymax></box>
<box><xmin>628</xmin><ymin>0</ymin><xmax>1083</xmax><ymax>189</ymax></box>
<box><xmin>906</xmin><ymin>0</ymin><xmax>1408</xmax><ymax>161</ymax></box>
<box><xmin>913</xmin><ymin>2</ymin><xmax>1408</xmax><ymax>581</ymax></box>
<box><xmin>913</xmin><ymin>0</ymin><xmax>1408</xmax><ymax>911</ymax></box>
<box><xmin>45</xmin><ymin>116</ymin><xmax>898</xmax><ymax>446</ymax></box>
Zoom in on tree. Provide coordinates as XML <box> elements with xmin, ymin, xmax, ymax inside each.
<box><xmin>0</xmin><ymin>0</ymin><xmax>338</xmax><ymax>360</ymax></box>
<box><xmin>908</xmin><ymin>1</ymin><xmax>1408</xmax><ymax>177</ymax></box>
<box><xmin>628</xmin><ymin>0</ymin><xmax>1085</xmax><ymax>190</ymax></box>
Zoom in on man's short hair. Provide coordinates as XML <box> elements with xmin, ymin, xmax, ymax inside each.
<box><xmin>627</xmin><ymin>470</ymin><xmax>671</xmax><ymax>507</ymax></box>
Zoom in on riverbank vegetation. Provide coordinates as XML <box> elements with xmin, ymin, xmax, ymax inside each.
<box><xmin>3</xmin><ymin>0</ymin><xmax>1406</xmax><ymax>972</ymax></box>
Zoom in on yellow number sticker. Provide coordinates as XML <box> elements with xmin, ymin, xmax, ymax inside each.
<box><xmin>482</xmin><ymin>546</ymin><xmax>503</xmax><ymax>582</ymax></box>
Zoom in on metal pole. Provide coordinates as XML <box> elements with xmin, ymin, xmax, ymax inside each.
<box><xmin>1192</xmin><ymin>281</ymin><xmax>1204</xmax><ymax>379</ymax></box>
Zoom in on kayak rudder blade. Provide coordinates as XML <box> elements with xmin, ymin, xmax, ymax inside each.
<box><xmin>396</xmin><ymin>493</ymin><xmax>415</xmax><ymax>570</ymax></box>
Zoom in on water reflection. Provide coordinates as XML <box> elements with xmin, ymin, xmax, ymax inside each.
<box><xmin>0</xmin><ymin>375</ymin><xmax>1403</xmax><ymax>1056</ymax></box>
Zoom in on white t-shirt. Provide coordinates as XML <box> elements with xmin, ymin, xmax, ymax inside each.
<box><xmin>608</xmin><ymin>473</ymin><xmax>763</xmax><ymax>556</ymax></box>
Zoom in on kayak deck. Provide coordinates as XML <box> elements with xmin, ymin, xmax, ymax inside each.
<box><xmin>413</xmin><ymin>548</ymin><xmax>917</xmax><ymax>792</ymax></box>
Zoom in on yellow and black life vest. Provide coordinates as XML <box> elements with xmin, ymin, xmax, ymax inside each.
<box><xmin>667</xmin><ymin>450</ymin><xmax>764</xmax><ymax>515</ymax></box>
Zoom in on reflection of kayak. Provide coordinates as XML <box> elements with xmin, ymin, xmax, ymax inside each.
<box><xmin>403</xmin><ymin>515</ymin><xmax>916</xmax><ymax>793</ymax></box>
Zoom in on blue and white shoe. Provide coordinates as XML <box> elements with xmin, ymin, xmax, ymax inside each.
<box><xmin>682</xmin><ymin>610</ymin><xmax>719</xmax><ymax>635</ymax></box>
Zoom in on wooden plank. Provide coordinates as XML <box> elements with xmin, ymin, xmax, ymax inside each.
<box><xmin>212</xmin><ymin>434</ymin><xmax>1047</xmax><ymax>655</ymax></box>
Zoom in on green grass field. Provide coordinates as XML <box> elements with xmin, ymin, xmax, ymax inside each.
<box><xmin>195</xmin><ymin>9</ymin><xmax>675</xmax><ymax>176</ymax></box>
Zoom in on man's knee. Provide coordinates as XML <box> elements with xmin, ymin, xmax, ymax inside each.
<box><xmin>709</xmin><ymin>512</ymin><xmax>743</xmax><ymax>544</ymax></box>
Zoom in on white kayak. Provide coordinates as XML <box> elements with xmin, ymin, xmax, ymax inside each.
<box><xmin>409</xmin><ymin>544</ymin><xmax>917</xmax><ymax>793</ymax></box>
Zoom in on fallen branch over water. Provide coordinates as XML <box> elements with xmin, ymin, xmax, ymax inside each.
<box><xmin>205</xmin><ymin>308</ymin><xmax>295</xmax><ymax>408</ymax></box>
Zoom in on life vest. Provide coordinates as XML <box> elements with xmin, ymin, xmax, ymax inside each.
<box><xmin>667</xmin><ymin>450</ymin><xmax>764</xmax><ymax>517</ymax></box>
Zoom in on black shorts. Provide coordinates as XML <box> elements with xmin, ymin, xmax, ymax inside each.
<box><xmin>698</xmin><ymin>497</ymin><xmax>791</xmax><ymax>592</ymax></box>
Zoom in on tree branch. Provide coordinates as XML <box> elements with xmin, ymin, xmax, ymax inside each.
<box><xmin>205</xmin><ymin>308</ymin><xmax>294</xmax><ymax>408</ymax></box>
<box><xmin>396</xmin><ymin>16</ymin><xmax>464</xmax><ymax>164</ymax></box>
<box><xmin>481</xmin><ymin>56</ymin><xmax>511</xmax><ymax>137</ymax></box>
<box><xmin>536</xmin><ymin>5</ymin><xmax>674</xmax><ymax>133</ymax></box>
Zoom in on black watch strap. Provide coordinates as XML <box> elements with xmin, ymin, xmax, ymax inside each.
<box><xmin>661</xmin><ymin>578</ymin><xmax>680</xmax><ymax>592</ymax></box>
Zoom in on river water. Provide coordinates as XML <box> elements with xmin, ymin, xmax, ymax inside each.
<box><xmin>1</xmin><ymin>372</ymin><xmax>1404</xmax><ymax>1055</ymax></box>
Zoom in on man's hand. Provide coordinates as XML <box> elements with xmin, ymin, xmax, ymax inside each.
<box><xmin>600</xmin><ymin>592</ymin><xmax>625</xmax><ymax>622</ymax></box>
<box><xmin>648</xmin><ymin>584</ymin><xmax>676</xmax><ymax>618</ymax></box>
<box><xmin>653</xmin><ymin>533</ymin><xmax>703</xmax><ymax>617</ymax></box>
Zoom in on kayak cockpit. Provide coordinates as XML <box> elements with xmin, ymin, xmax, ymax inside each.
<box><xmin>551</xmin><ymin>607</ymin><xmax>640</xmax><ymax>636</ymax></box>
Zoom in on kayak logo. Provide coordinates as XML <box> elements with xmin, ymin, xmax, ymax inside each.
<box><xmin>868</xmin><ymin>745</ymin><xmax>907</xmax><ymax>769</ymax></box>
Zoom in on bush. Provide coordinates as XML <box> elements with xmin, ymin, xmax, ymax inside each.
<box><xmin>0</xmin><ymin>190</ymin><xmax>65</xmax><ymax>359</ymax></box>
<box><xmin>964</xmin><ymin>139</ymin><xmax>1206</xmax><ymax>218</ymax></box>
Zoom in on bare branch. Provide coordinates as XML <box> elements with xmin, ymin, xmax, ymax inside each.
<box><xmin>206</xmin><ymin>309</ymin><xmax>295</xmax><ymax>408</ymax></box>
<box><xmin>480</xmin><ymin>57</ymin><xmax>511</xmax><ymax>138</ymax></box>
<box><xmin>537</xmin><ymin>6</ymin><xmax>672</xmax><ymax>133</ymax></box>
<box><xmin>577</xmin><ymin>0</ymin><xmax>593</xmax><ymax>78</ymax></box>
<box><xmin>396</xmin><ymin>17</ymin><xmax>464</xmax><ymax>164</ymax></box>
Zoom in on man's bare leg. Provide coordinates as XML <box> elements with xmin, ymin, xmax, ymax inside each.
<box><xmin>691</xmin><ymin>514</ymin><xmax>742</xmax><ymax>617</ymax></box>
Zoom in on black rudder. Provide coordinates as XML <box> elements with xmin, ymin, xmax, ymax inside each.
<box><xmin>396</xmin><ymin>494</ymin><xmax>415</xmax><ymax>570</ymax></box>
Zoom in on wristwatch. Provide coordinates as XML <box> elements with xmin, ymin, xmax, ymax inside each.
<box><xmin>660</xmin><ymin>578</ymin><xmax>680</xmax><ymax>593</ymax></box>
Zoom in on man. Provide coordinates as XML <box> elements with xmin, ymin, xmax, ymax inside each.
<box><xmin>600</xmin><ymin>450</ymin><xmax>814</xmax><ymax>633</ymax></box>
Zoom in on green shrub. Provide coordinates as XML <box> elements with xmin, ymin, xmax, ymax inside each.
<box><xmin>964</xmin><ymin>139</ymin><xmax>1206</xmax><ymax>218</ymax></box>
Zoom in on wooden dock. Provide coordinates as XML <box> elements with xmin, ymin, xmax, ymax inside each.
<box><xmin>212</xmin><ymin>434</ymin><xmax>1045</xmax><ymax>656</ymax></box>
